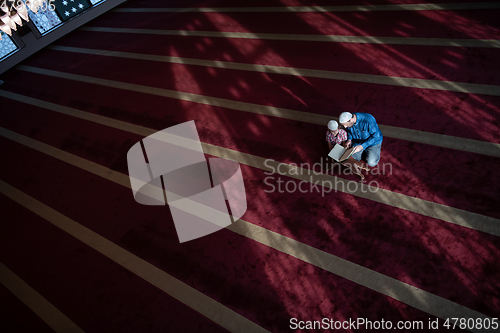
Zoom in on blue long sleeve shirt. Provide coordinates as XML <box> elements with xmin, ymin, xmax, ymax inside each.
<box><xmin>346</xmin><ymin>113</ymin><xmax>383</xmax><ymax>149</ymax></box>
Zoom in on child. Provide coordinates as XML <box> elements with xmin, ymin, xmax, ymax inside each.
<box><xmin>326</xmin><ymin>120</ymin><xmax>347</xmax><ymax>152</ymax></box>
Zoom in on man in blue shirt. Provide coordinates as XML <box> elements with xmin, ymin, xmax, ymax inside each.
<box><xmin>339</xmin><ymin>112</ymin><xmax>383</xmax><ymax>167</ymax></box>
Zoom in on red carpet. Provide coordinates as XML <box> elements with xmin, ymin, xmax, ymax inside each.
<box><xmin>0</xmin><ymin>0</ymin><xmax>499</xmax><ymax>332</ymax></box>
<box><xmin>93</xmin><ymin>9</ymin><xmax>500</xmax><ymax>39</ymax></box>
<box><xmin>3</xmin><ymin>71</ymin><xmax>499</xmax><ymax>217</ymax></box>
<box><xmin>55</xmin><ymin>31</ymin><xmax>500</xmax><ymax>86</ymax></box>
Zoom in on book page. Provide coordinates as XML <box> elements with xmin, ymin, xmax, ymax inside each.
<box><xmin>340</xmin><ymin>147</ymin><xmax>356</xmax><ymax>161</ymax></box>
<box><xmin>328</xmin><ymin>144</ymin><xmax>346</xmax><ymax>162</ymax></box>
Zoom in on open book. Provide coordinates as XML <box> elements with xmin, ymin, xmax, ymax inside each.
<box><xmin>328</xmin><ymin>144</ymin><xmax>356</xmax><ymax>163</ymax></box>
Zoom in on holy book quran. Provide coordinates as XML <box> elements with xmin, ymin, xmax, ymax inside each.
<box><xmin>328</xmin><ymin>144</ymin><xmax>356</xmax><ymax>163</ymax></box>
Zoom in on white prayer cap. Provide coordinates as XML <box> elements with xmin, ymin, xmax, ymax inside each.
<box><xmin>327</xmin><ymin>120</ymin><xmax>338</xmax><ymax>130</ymax></box>
<box><xmin>339</xmin><ymin>112</ymin><xmax>353</xmax><ymax>124</ymax></box>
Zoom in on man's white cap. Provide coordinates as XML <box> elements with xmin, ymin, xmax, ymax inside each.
<box><xmin>339</xmin><ymin>112</ymin><xmax>353</xmax><ymax>124</ymax></box>
<box><xmin>327</xmin><ymin>120</ymin><xmax>338</xmax><ymax>130</ymax></box>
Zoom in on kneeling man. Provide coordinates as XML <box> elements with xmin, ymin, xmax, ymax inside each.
<box><xmin>339</xmin><ymin>112</ymin><xmax>383</xmax><ymax>167</ymax></box>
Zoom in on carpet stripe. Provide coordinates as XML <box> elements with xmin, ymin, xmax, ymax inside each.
<box><xmin>49</xmin><ymin>45</ymin><xmax>500</xmax><ymax>96</ymax></box>
<box><xmin>4</xmin><ymin>83</ymin><xmax>499</xmax><ymax>219</ymax></box>
<box><xmin>12</xmin><ymin>67</ymin><xmax>500</xmax><ymax>157</ymax></box>
<box><xmin>0</xmin><ymin>262</ymin><xmax>85</xmax><ymax>333</ymax></box>
<box><xmin>0</xmin><ymin>132</ymin><xmax>494</xmax><ymax>333</ymax></box>
<box><xmin>0</xmin><ymin>97</ymin><xmax>499</xmax><ymax>235</ymax></box>
<box><xmin>2</xmin><ymin>127</ymin><xmax>498</xmax><ymax>319</ymax></box>
<box><xmin>114</xmin><ymin>2</ymin><xmax>500</xmax><ymax>13</ymax></box>
<box><xmin>100</xmin><ymin>5</ymin><xmax>500</xmax><ymax>40</ymax></box>
<box><xmin>81</xmin><ymin>27</ymin><xmax>500</xmax><ymax>48</ymax></box>
<box><xmin>56</xmin><ymin>31</ymin><xmax>500</xmax><ymax>86</ymax></box>
<box><xmin>225</xmin><ymin>222</ymin><xmax>493</xmax><ymax>333</ymax></box>
<box><xmin>0</xmin><ymin>179</ymin><xmax>270</xmax><ymax>333</ymax></box>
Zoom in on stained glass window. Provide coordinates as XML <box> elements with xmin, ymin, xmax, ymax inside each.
<box><xmin>53</xmin><ymin>0</ymin><xmax>92</xmax><ymax>22</ymax></box>
<box><xmin>27</xmin><ymin>2</ymin><xmax>63</xmax><ymax>35</ymax></box>
<box><xmin>0</xmin><ymin>32</ymin><xmax>19</xmax><ymax>61</ymax></box>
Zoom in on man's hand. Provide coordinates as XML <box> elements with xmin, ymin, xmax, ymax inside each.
<box><xmin>353</xmin><ymin>145</ymin><xmax>363</xmax><ymax>153</ymax></box>
<box><xmin>345</xmin><ymin>140</ymin><xmax>352</xmax><ymax>148</ymax></box>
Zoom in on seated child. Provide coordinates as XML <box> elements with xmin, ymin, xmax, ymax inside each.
<box><xmin>326</xmin><ymin>120</ymin><xmax>347</xmax><ymax>153</ymax></box>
